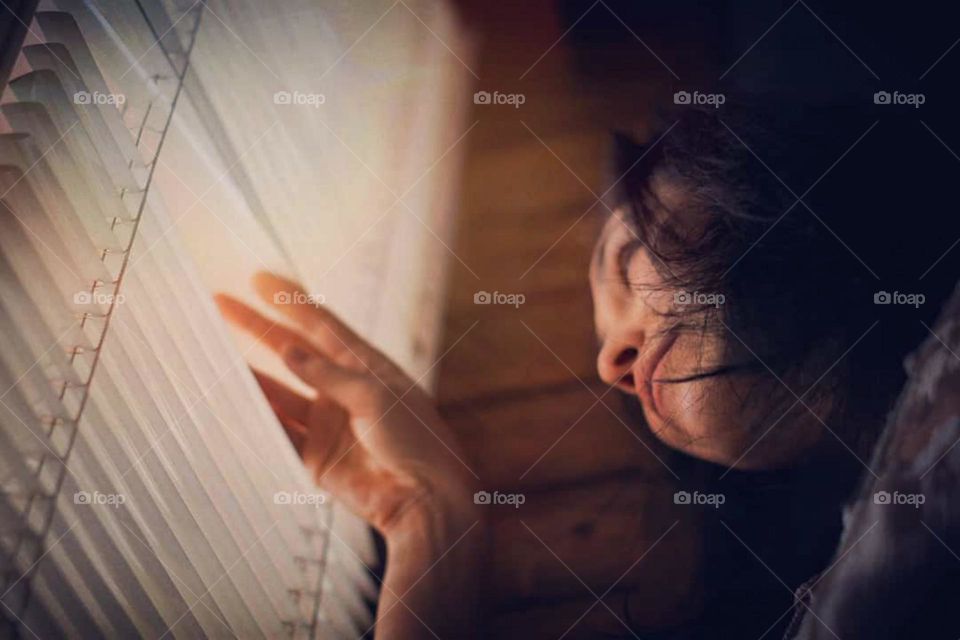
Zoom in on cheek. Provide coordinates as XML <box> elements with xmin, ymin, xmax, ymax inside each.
<box><xmin>654</xmin><ymin>382</ymin><xmax>714</xmax><ymax>441</ymax></box>
<box><xmin>649</xmin><ymin>377</ymin><xmax>754</xmax><ymax>462</ymax></box>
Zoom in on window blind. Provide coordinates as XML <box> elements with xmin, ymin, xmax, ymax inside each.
<box><xmin>0</xmin><ymin>0</ymin><xmax>469</xmax><ymax>638</ymax></box>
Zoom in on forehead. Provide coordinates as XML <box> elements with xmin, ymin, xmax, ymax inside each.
<box><xmin>592</xmin><ymin>212</ymin><xmax>627</xmax><ymax>278</ymax></box>
<box><xmin>593</xmin><ymin>215</ymin><xmax>668</xmax><ymax>290</ymax></box>
<box><xmin>600</xmin><ymin>170</ymin><xmax>694</xmax><ymax>242</ymax></box>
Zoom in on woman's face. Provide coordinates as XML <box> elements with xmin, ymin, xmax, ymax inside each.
<box><xmin>588</xmin><ymin>207</ymin><xmax>824</xmax><ymax>469</ymax></box>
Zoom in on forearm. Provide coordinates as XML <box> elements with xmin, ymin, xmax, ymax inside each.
<box><xmin>375</xmin><ymin>499</ymin><xmax>487</xmax><ymax>639</ymax></box>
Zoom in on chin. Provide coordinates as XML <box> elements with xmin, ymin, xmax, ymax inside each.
<box><xmin>642</xmin><ymin>409</ymin><xmax>750</xmax><ymax>468</ymax></box>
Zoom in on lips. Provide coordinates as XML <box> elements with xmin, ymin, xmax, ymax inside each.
<box><xmin>634</xmin><ymin>333</ymin><xmax>678</xmax><ymax>415</ymax></box>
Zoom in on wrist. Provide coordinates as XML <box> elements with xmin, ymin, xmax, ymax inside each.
<box><xmin>385</xmin><ymin>483</ymin><xmax>485</xmax><ymax>548</ymax></box>
<box><xmin>376</xmin><ymin>490</ymin><xmax>487</xmax><ymax>639</ymax></box>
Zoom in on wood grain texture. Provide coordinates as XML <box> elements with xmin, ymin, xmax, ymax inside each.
<box><xmin>444</xmin><ymin>381</ymin><xmax>674</xmax><ymax>490</ymax></box>
<box><xmin>484</xmin><ymin>476</ymin><xmax>700</xmax><ymax>606</ymax></box>
<box><xmin>438</xmin><ymin>1</ymin><xmax>699</xmax><ymax>635</ymax></box>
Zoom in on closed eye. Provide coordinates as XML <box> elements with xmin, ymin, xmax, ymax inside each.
<box><xmin>653</xmin><ymin>362</ymin><xmax>760</xmax><ymax>384</ymax></box>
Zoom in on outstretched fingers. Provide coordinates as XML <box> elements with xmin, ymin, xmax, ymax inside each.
<box><xmin>215</xmin><ymin>294</ymin><xmax>316</xmax><ymax>356</ymax></box>
<box><xmin>255</xmin><ymin>365</ymin><xmax>375</xmax><ymax>498</ymax></box>
<box><xmin>282</xmin><ymin>345</ymin><xmax>390</xmax><ymax>420</ymax></box>
<box><xmin>252</xmin><ymin>272</ymin><xmax>373</xmax><ymax>368</ymax></box>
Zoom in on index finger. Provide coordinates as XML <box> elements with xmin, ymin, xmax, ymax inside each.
<box><xmin>215</xmin><ymin>293</ymin><xmax>317</xmax><ymax>357</ymax></box>
<box><xmin>253</xmin><ymin>272</ymin><xmax>375</xmax><ymax>365</ymax></box>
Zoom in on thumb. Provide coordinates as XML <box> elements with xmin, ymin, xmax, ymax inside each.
<box><xmin>282</xmin><ymin>345</ymin><xmax>387</xmax><ymax>417</ymax></box>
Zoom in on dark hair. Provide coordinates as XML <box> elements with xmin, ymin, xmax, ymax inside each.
<box><xmin>607</xmin><ymin>101</ymin><xmax>959</xmax><ymax>456</ymax></box>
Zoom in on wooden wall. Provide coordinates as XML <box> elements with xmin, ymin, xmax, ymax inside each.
<box><xmin>436</xmin><ymin>2</ymin><xmax>703</xmax><ymax>636</ymax></box>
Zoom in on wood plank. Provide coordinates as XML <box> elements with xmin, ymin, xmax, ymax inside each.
<box><xmin>460</xmin><ymin>128</ymin><xmax>609</xmax><ymax>222</ymax></box>
<box><xmin>436</xmin><ymin>291</ymin><xmax>599</xmax><ymax>402</ymax></box>
<box><xmin>436</xmin><ymin>130</ymin><xmax>610</xmax><ymax>402</ymax></box>
<box><xmin>436</xmin><ymin>4</ymin><xmax>707</xmax><ymax>636</ymax></box>
<box><xmin>481</xmin><ymin>474</ymin><xmax>700</xmax><ymax>618</ymax></box>
<box><xmin>488</xmin><ymin>588</ymin><xmax>699</xmax><ymax>639</ymax></box>
<box><xmin>451</xmin><ymin>199</ymin><xmax>601</xmax><ymax>294</ymax></box>
<box><xmin>444</xmin><ymin>381</ymin><xmax>674</xmax><ymax>489</ymax></box>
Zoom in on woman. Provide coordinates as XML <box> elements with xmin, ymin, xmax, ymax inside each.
<box><xmin>216</xmin><ymin>103</ymin><xmax>956</xmax><ymax>638</ymax></box>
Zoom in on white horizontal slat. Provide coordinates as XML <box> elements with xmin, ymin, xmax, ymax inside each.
<box><xmin>2</xmin><ymin>0</ymin><xmax>468</xmax><ymax>636</ymax></box>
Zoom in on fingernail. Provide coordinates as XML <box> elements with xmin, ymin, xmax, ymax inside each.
<box><xmin>285</xmin><ymin>345</ymin><xmax>310</xmax><ymax>363</ymax></box>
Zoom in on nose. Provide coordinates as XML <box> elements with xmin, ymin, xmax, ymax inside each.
<box><xmin>597</xmin><ymin>339</ymin><xmax>641</xmax><ymax>392</ymax></box>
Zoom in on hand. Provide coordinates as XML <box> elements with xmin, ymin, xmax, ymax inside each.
<box><xmin>215</xmin><ymin>272</ymin><xmax>479</xmax><ymax>536</ymax></box>
<box><xmin>218</xmin><ymin>273</ymin><xmax>485</xmax><ymax>638</ymax></box>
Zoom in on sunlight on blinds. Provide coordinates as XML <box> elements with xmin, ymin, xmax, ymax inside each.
<box><xmin>0</xmin><ymin>0</ymin><xmax>470</xmax><ymax>637</ymax></box>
